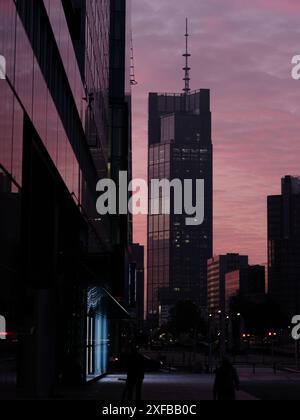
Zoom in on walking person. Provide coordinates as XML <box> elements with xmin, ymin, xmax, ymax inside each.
<box><xmin>213</xmin><ymin>357</ymin><xmax>240</xmax><ymax>401</ymax></box>
<box><xmin>126</xmin><ymin>346</ymin><xmax>145</xmax><ymax>401</ymax></box>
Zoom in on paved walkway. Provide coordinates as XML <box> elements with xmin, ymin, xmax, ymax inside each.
<box><xmin>60</xmin><ymin>373</ymin><xmax>257</xmax><ymax>401</ymax></box>
<box><xmin>3</xmin><ymin>367</ymin><xmax>300</xmax><ymax>400</ymax></box>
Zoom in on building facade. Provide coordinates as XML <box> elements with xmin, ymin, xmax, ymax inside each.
<box><xmin>0</xmin><ymin>0</ymin><xmax>131</xmax><ymax>397</ymax></box>
<box><xmin>147</xmin><ymin>90</ymin><xmax>213</xmax><ymax>325</ymax></box>
<box><xmin>268</xmin><ymin>176</ymin><xmax>300</xmax><ymax>318</ymax></box>
<box><xmin>225</xmin><ymin>271</ymin><xmax>240</xmax><ymax>312</ymax></box>
<box><xmin>225</xmin><ymin>265</ymin><xmax>266</xmax><ymax>312</ymax></box>
<box><xmin>127</xmin><ymin>244</ymin><xmax>145</xmax><ymax>330</ymax></box>
<box><xmin>109</xmin><ymin>0</ymin><xmax>133</xmax><ymax>303</ymax></box>
<box><xmin>207</xmin><ymin>254</ymin><xmax>248</xmax><ymax>314</ymax></box>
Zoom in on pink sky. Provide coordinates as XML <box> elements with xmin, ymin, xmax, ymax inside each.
<box><xmin>132</xmin><ymin>0</ymin><xmax>300</xmax><ymax>264</ymax></box>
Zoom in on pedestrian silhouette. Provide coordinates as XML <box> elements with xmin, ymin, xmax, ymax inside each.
<box><xmin>213</xmin><ymin>357</ymin><xmax>240</xmax><ymax>401</ymax></box>
<box><xmin>126</xmin><ymin>346</ymin><xmax>145</xmax><ymax>401</ymax></box>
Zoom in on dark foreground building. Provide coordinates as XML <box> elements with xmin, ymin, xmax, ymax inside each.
<box><xmin>268</xmin><ymin>176</ymin><xmax>300</xmax><ymax>318</ymax></box>
<box><xmin>0</xmin><ymin>0</ymin><xmax>132</xmax><ymax>397</ymax></box>
<box><xmin>147</xmin><ymin>24</ymin><xmax>213</xmax><ymax>325</ymax></box>
<box><xmin>127</xmin><ymin>244</ymin><xmax>145</xmax><ymax>330</ymax></box>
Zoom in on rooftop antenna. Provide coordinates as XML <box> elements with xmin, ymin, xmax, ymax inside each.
<box><xmin>183</xmin><ymin>18</ymin><xmax>191</xmax><ymax>96</ymax></box>
<box><xmin>130</xmin><ymin>36</ymin><xmax>138</xmax><ymax>86</ymax></box>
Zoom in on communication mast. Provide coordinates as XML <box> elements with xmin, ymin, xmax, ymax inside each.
<box><xmin>130</xmin><ymin>36</ymin><xmax>138</xmax><ymax>86</ymax></box>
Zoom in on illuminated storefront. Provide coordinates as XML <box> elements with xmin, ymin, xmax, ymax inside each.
<box><xmin>86</xmin><ymin>288</ymin><xmax>109</xmax><ymax>380</ymax></box>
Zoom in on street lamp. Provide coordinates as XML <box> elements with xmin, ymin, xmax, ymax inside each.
<box><xmin>267</xmin><ymin>332</ymin><xmax>277</xmax><ymax>362</ymax></box>
<box><xmin>217</xmin><ymin>310</ymin><xmax>226</xmax><ymax>358</ymax></box>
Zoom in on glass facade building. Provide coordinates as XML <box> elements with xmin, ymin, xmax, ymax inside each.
<box><xmin>207</xmin><ymin>254</ymin><xmax>248</xmax><ymax>314</ymax></box>
<box><xmin>0</xmin><ymin>0</ymin><xmax>131</xmax><ymax>397</ymax></box>
<box><xmin>147</xmin><ymin>91</ymin><xmax>213</xmax><ymax>325</ymax></box>
<box><xmin>268</xmin><ymin>176</ymin><xmax>300</xmax><ymax>318</ymax></box>
<box><xmin>109</xmin><ymin>0</ymin><xmax>133</xmax><ymax>304</ymax></box>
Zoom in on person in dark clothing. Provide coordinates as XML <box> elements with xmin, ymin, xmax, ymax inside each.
<box><xmin>213</xmin><ymin>357</ymin><xmax>240</xmax><ymax>401</ymax></box>
<box><xmin>126</xmin><ymin>346</ymin><xmax>145</xmax><ymax>401</ymax></box>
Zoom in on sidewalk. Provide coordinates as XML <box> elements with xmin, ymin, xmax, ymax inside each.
<box><xmin>59</xmin><ymin>373</ymin><xmax>257</xmax><ymax>401</ymax></box>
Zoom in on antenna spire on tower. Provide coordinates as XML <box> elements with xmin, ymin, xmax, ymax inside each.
<box><xmin>130</xmin><ymin>35</ymin><xmax>138</xmax><ymax>86</ymax></box>
<box><xmin>183</xmin><ymin>18</ymin><xmax>191</xmax><ymax>95</ymax></box>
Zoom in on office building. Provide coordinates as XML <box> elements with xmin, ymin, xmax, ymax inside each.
<box><xmin>0</xmin><ymin>0</ymin><xmax>131</xmax><ymax>397</ymax></box>
<box><xmin>147</xmin><ymin>22</ymin><xmax>213</xmax><ymax>324</ymax></box>
<box><xmin>127</xmin><ymin>244</ymin><xmax>145</xmax><ymax>330</ymax></box>
<box><xmin>109</xmin><ymin>0</ymin><xmax>133</xmax><ymax>302</ymax></box>
<box><xmin>207</xmin><ymin>254</ymin><xmax>248</xmax><ymax>314</ymax></box>
<box><xmin>225</xmin><ymin>265</ymin><xmax>266</xmax><ymax>311</ymax></box>
<box><xmin>268</xmin><ymin>176</ymin><xmax>300</xmax><ymax>317</ymax></box>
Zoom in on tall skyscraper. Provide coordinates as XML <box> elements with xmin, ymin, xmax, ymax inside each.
<box><xmin>147</xmin><ymin>21</ymin><xmax>213</xmax><ymax>324</ymax></box>
<box><xmin>0</xmin><ymin>0</ymin><xmax>132</xmax><ymax>397</ymax></box>
<box><xmin>109</xmin><ymin>0</ymin><xmax>133</xmax><ymax>302</ymax></box>
<box><xmin>268</xmin><ymin>176</ymin><xmax>300</xmax><ymax>317</ymax></box>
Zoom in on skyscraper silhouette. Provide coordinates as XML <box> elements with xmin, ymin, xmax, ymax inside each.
<box><xmin>268</xmin><ymin>176</ymin><xmax>300</xmax><ymax>318</ymax></box>
<box><xmin>147</xmin><ymin>21</ymin><xmax>213</xmax><ymax>325</ymax></box>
